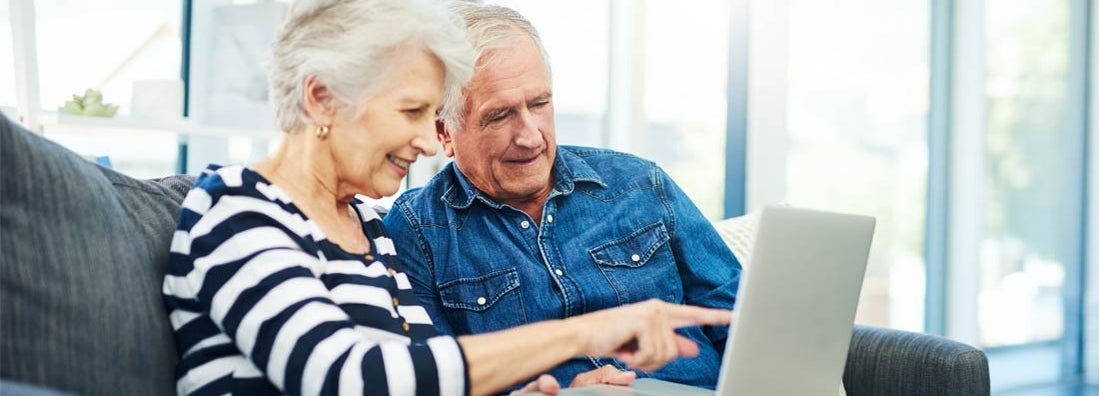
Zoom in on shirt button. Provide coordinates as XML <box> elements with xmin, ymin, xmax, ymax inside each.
<box><xmin>554</xmin><ymin>269</ymin><xmax>563</xmax><ymax>276</ymax></box>
<box><xmin>364</xmin><ymin>254</ymin><xmax>374</xmax><ymax>262</ymax></box>
<box><xmin>476</xmin><ymin>297</ymin><xmax>487</xmax><ymax>306</ymax></box>
<box><xmin>520</xmin><ymin>220</ymin><xmax>531</xmax><ymax>229</ymax></box>
<box><xmin>387</xmin><ymin>268</ymin><xmax>396</xmax><ymax>277</ymax></box>
<box><xmin>402</xmin><ymin>322</ymin><xmax>410</xmax><ymax>332</ymax></box>
<box><xmin>547</xmin><ymin>215</ymin><xmax>554</xmax><ymax>223</ymax></box>
<box><xmin>392</xmin><ymin>297</ymin><xmax>399</xmax><ymax>306</ymax></box>
<box><xmin>631</xmin><ymin>254</ymin><xmax>641</xmax><ymax>262</ymax></box>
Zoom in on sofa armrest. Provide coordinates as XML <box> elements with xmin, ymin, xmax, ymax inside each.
<box><xmin>843</xmin><ymin>325</ymin><xmax>989</xmax><ymax>396</ymax></box>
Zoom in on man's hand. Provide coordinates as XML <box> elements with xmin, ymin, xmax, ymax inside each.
<box><xmin>570</xmin><ymin>365</ymin><xmax>636</xmax><ymax>387</ymax></box>
<box><xmin>511</xmin><ymin>374</ymin><xmax>561</xmax><ymax>395</ymax></box>
<box><xmin>508</xmin><ymin>366</ymin><xmax>636</xmax><ymax>395</ymax></box>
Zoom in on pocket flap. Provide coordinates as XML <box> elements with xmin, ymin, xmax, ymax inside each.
<box><xmin>438</xmin><ymin>268</ymin><xmax>520</xmax><ymax>312</ymax></box>
<box><xmin>588</xmin><ymin>222</ymin><xmax>670</xmax><ymax>268</ymax></box>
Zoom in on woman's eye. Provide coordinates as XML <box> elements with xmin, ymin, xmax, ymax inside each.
<box><xmin>404</xmin><ymin>108</ymin><xmax>425</xmax><ymax>117</ymax></box>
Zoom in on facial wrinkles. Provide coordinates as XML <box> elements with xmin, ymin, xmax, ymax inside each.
<box><xmin>344</xmin><ymin>49</ymin><xmax>443</xmax><ymax>198</ymax></box>
<box><xmin>474</xmin><ymin>82</ymin><xmax>548</xmax><ymax>145</ymax></box>
<box><xmin>337</xmin><ymin>111</ymin><xmax>380</xmax><ymax>197</ymax></box>
<box><xmin>450</xmin><ymin>37</ymin><xmax>555</xmax><ymax>205</ymax></box>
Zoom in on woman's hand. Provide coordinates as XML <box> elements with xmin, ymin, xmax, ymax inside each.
<box><xmin>567</xmin><ymin>299</ymin><xmax>732</xmax><ymax>372</ymax></box>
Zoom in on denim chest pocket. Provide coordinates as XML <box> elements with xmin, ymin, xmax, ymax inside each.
<box><xmin>589</xmin><ymin>222</ymin><xmax>684</xmax><ymax>305</ymax></box>
<box><xmin>438</xmin><ymin>268</ymin><xmax>527</xmax><ymax>334</ymax></box>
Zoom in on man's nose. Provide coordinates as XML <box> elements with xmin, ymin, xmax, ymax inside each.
<box><xmin>513</xmin><ymin>109</ymin><xmax>542</xmax><ymax>148</ymax></box>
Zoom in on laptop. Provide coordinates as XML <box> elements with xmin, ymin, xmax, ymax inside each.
<box><xmin>542</xmin><ymin>205</ymin><xmax>876</xmax><ymax>396</ymax></box>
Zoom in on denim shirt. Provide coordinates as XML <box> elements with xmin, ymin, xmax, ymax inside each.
<box><xmin>384</xmin><ymin>146</ymin><xmax>742</xmax><ymax>388</ymax></box>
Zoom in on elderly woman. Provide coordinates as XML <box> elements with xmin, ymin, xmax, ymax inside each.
<box><xmin>162</xmin><ymin>1</ymin><xmax>729</xmax><ymax>395</ymax></box>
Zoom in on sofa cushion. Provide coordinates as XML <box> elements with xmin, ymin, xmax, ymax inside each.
<box><xmin>1</xmin><ymin>116</ymin><xmax>194</xmax><ymax>396</ymax></box>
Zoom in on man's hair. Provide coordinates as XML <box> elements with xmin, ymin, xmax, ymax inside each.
<box><xmin>439</xmin><ymin>3</ymin><xmax>552</xmax><ymax>132</ymax></box>
<box><xmin>268</xmin><ymin>0</ymin><xmax>474</xmax><ymax>134</ymax></box>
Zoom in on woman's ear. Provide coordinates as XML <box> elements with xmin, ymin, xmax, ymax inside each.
<box><xmin>437</xmin><ymin>120</ymin><xmax>456</xmax><ymax>158</ymax></box>
<box><xmin>302</xmin><ymin>75</ymin><xmax>336</xmax><ymax>125</ymax></box>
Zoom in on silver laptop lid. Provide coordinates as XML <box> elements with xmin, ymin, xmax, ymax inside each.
<box><xmin>716</xmin><ymin>206</ymin><xmax>875</xmax><ymax>396</ymax></box>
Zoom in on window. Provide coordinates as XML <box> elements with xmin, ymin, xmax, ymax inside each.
<box><xmin>783</xmin><ymin>0</ymin><xmax>930</xmax><ymax>331</ymax></box>
<box><xmin>637</xmin><ymin>0</ymin><xmax>730</xmax><ymax>219</ymax></box>
<box><xmin>187</xmin><ymin>0</ymin><xmax>287</xmax><ymax>130</ymax></box>
<box><xmin>28</xmin><ymin>0</ymin><xmax>183</xmax><ymax>178</ymax></box>
<box><xmin>488</xmin><ymin>0</ymin><xmax>729</xmax><ymax>219</ymax></box>
<box><xmin>1</xmin><ymin>5</ymin><xmax>16</xmax><ymax>108</ymax></box>
<box><xmin>979</xmin><ymin>0</ymin><xmax>1072</xmax><ymax>348</ymax></box>
<box><xmin>35</xmin><ymin>0</ymin><xmax>181</xmax><ymax>115</ymax></box>
<box><xmin>183</xmin><ymin>0</ymin><xmax>288</xmax><ymax>175</ymax></box>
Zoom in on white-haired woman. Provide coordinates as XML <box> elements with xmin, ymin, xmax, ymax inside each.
<box><xmin>162</xmin><ymin>1</ymin><xmax>730</xmax><ymax>395</ymax></box>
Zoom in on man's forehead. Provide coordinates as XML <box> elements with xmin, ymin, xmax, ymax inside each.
<box><xmin>466</xmin><ymin>69</ymin><xmax>549</xmax><ymax>109</ymax></box>
<box><xmin>468</xmin><ymin>84</ymin><xmax>550</xmax><ymax>114</ymax></box>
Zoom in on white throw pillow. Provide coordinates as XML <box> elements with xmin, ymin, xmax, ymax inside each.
<box><xmin>712</xmin><ymin>212</ymin><xmax>763</xmax><ymax>268</ymax></box>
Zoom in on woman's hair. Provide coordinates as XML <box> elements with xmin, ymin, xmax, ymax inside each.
<box><xmin>438</xmin><ymin>2</ymin><xmax>551</xmax><ymax>132</ymax></box>
<box><xmin>269</xmin><ymin>0</ymin><xmax>474</xmax><ymax>133</ymax></box>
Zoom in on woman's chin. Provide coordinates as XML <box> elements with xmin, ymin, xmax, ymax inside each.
<box><xmin>361</xmin><ymin>182</ymin><xmax>400</xmax><ymax>199</ymax></box>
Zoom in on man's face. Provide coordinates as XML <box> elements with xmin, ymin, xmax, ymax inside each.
<box><xmin>441</xmin><ymin>34</ymin><xmax>556</xmax><ymax>206</ymax></box>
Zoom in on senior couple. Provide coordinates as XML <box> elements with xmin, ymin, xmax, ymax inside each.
<box><xmin>162</xmin><ymin>1</ymin><xmax>742</xmax><ymax>395</ymax></box>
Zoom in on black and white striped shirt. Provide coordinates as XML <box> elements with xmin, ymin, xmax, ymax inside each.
<box><xmin>163</xmin><ymin>165</ymin><xmax>468</xmax><ymax>396</ymax></box>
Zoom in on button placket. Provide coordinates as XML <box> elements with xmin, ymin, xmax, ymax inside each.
<box><xmin>540</xmin><ymin>205</ymin><xmax>580</xmax><ymax>317</ymax></box>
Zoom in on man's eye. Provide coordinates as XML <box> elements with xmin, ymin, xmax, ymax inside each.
<box><xmin>531</xmin><ymin>101</ymin><xmax>549</xmax><ymax>108</ymax></box>
<box><xmin>404</xmin><ymin>108</ymin><xmax>426</xmax><ymax>117</ymax></box>
<box><xmin>485</xmin><ymin>111</ymin><xmax>511</xmax><ymax>124</ymax></box>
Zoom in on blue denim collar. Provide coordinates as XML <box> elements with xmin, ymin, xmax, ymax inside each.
<box><xmin>440</xmin><ymin>146</ymin><xmax>608</xmax><ymax>209</ymax></box>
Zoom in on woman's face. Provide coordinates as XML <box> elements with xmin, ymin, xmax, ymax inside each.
<box><xmin>329</xmin><ymin>47</ymin><xmax>445</xmax><ymax>198</ymax></box>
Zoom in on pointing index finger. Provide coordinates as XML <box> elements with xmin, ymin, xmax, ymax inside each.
<box><xmin>664</xmin><ymin>305</ymin><xmax>733</xmax><ymax>328</ymax></box>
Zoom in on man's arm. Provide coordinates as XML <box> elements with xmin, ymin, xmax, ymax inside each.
<box><xmin>656</xmin><ymin>167</ymin><xmax>743</xmax><ymax>351</ymax></box>
<box><xmin>383</xmin><ymin>199</ymin><xmax>457</xmax><ymax>335</ymax></box>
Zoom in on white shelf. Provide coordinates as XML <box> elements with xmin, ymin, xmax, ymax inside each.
<box><xmin>39</xmin><ymin>112</ymin><xmax>278</xmax><ymax>140</ymax></box>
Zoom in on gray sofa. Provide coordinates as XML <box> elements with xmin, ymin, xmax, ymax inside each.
<box><xmin>0</xmin><ymin>115</ymin><xmax>990</xmax><ymax>395</ymax></box>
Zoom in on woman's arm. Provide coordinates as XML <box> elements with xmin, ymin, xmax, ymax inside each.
<box><xmin>459</xmin><ymin>299</ymin><xmax>731</xmax><ymax>396</ymax></box>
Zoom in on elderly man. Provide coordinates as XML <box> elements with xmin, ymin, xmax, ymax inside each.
<box><xmin>383</xmin><ymin>2</ymin><xmax>741</xmax><ymax>390</ymax></box>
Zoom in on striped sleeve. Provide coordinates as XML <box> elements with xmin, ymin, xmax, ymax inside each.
<box><xmin>167</xmin><ymin>182</ymin><xmax>468</xmax><ymax>396</ymax></box>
